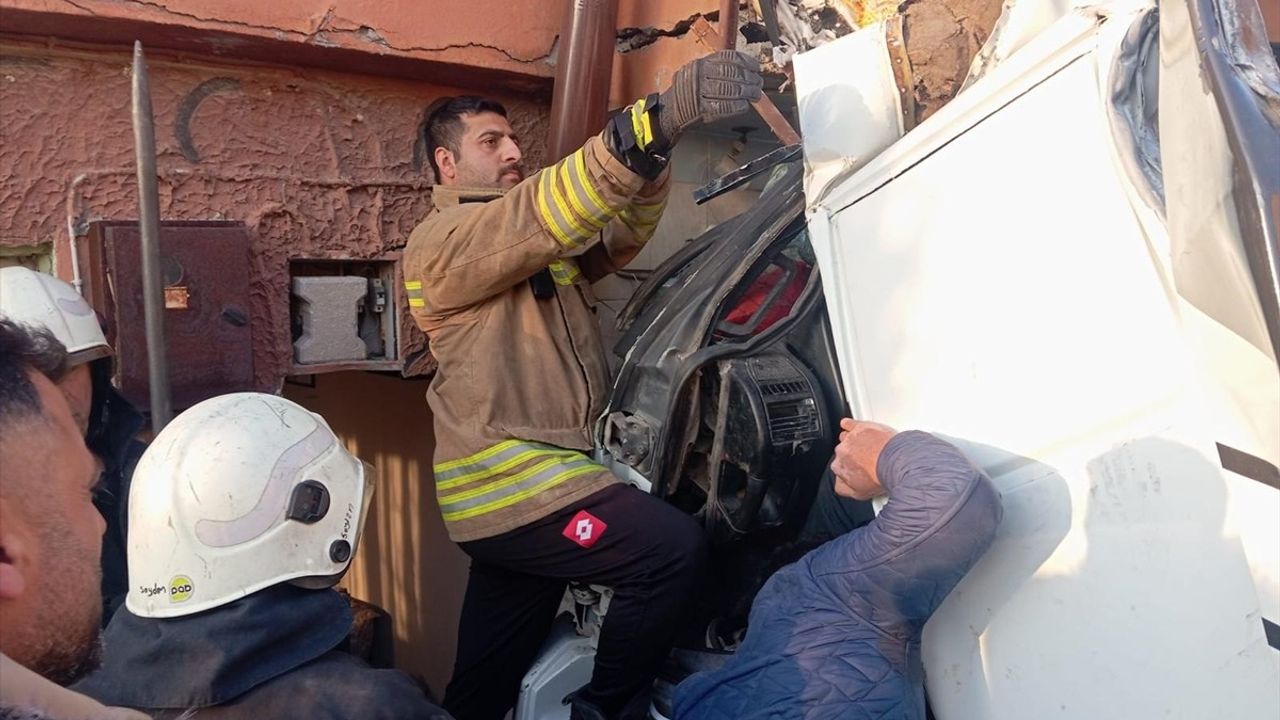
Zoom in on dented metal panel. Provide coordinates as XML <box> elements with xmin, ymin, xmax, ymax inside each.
<box><xmin>963</xmin><ymin>0</ymin><xmax>1088</xmax><ymax>88</ymax></box>
<box><xmin>798</xmin><ymin>2</ymin><xmax>1279</xmax><ymax>717</ymax></box>
<box><xmin>793</xmin><ymin>17</ymin><xmax>912</xmax><ymax>204</ymax></box>
<box><xmin>1159</xmin><ymin>0</ymin><xmax>1280</xmax><ymax>363</ymax></box>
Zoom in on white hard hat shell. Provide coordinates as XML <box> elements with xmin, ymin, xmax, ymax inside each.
<box><xmin>126</xmin><ymin>393</ymin><xmax>371</xmax><ymax>618</ymax></box>
<box><xmin>0</xmin><ymin>266</ymin><xmax>110</xmax><ymax>366</ymax></box>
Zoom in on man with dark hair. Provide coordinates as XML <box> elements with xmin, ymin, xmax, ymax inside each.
<box><xmin>0</xmin><ymin>316</ymin><xmax>67</xmax><ymax>403</ymax></box>
<box><xmin>0</xmin><ymin>267</ymin><xmax>148</xmax><ymax>627</ymax></box>
<box><xmin>0</xmin><ymin>318</ymin><xmax>146</xmax><ymax>720</ymax></box>
<box><xmin>403</xmin><ymin>51</ymin><xmax>763</xmax><ymax>720</ymax></box>
<box><xmin>423</xmin><ymin>96</ymin><xmax>516</xmax><ymax>184</ymax></box>
<box><xmin>672</xmin><ymin>419</ymin><xmax>1003</xmax><ymax>720</ymax></box>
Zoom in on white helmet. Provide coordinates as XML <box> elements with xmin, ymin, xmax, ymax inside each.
<box><xmin>0</xmin><ymin>266</ymin><xmax>110</xmax><ymax>366</ymax></box>
<box><xmin>126</xmin><ymin>393</ymin><xmax>374</xmax><ymax>618</ymax></box>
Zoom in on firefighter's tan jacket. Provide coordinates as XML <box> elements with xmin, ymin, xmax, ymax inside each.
<box><xmin>404</xmin><ymin>135</ymin><xmax>669</xmax><ymax>542</ymax></box>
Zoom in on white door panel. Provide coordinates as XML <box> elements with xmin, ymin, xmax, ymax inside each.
<box><xmin>799</xmin><ymin>3</ymin><xmax>1280</xmax><ymax>717</ymax></box>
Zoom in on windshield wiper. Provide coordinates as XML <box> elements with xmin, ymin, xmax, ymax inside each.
<box><xmin>694</xmin><ymin>144</ymin><xmax>803</xmax><ymax>205</ymax></box>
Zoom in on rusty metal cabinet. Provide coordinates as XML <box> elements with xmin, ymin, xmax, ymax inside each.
<box><xmin>88</xmin><ymin>221</ymin><xmax>255</xmax><ymax>411</ymax></box>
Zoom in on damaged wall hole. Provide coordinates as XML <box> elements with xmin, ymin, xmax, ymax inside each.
<box><xmin>617</xmin><ymin>10</ymin><xmax>725</xmax><ymax>53</ymax></box>
<box><xmin>613</xmin><ymin>0</ymin><xmax>1004</xmax><ymax>125</ymax></box>
<box><xmin>613</xmin><ymin>6</ymin><xmax>852</xmax><ymax>54</ymax></box>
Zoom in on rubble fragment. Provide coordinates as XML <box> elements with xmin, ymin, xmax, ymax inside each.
<box><xmin>617</xmin><ymin>13</ymin><xmax>709</xmax><ymax>53</ymax></box>
<box><xmin>901</xmin><ymin>0</ymin><xmax>1004</xmax><ymax>120</ymax></box>
<box><xmin>741</xmin><ymin>0</ymin><xmax>1004</xmax><ymax>123</ymax></box>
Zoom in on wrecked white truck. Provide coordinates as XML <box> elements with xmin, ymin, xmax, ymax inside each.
<box><xmin>518</xmin><ymin>0</ymin><xmax>1280</xmax><ymax>717</ymax></box>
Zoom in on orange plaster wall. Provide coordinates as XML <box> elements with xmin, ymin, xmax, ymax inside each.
<box><xmin>612</xmin><ymin>0</ymin><xmax>721</xmax><ymax>109</ymax></box>
<box><xmin>0</xmin><ymin>0</ymin><xmax>567</xmax><ymax>88</ymax></box>
<box><xmin>0</xmin><ymin>38</ymin><xmax>551</xmax><ymax>388</ymax></box>
<box><xmin>1</xmin><ymin>0</ymin><xmax>742</xmax><ymax>124</ymax></box>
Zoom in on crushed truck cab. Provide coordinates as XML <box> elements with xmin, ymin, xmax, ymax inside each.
<box><xmin>576</xmin><ymin>0</ymin><xmax>1280</xmax><ymax>718</ymax></box>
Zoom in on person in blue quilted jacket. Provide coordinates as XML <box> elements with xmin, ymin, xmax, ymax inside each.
<box><xmin>673</xmin><ymin>419</ymin><xmax>1003</xmax><ymax>720</ymax></box>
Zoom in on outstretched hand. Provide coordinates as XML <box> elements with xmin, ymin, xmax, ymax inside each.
<box><xmin>830</xmin><ymin>418</ymin><xmax>897</xmax><ymax>500</ymax></box>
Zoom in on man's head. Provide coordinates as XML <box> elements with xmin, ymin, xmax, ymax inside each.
<box><xmin>425</xmin><ymin>96</ymin><xmax>524</xmax><ymax>189</ymax></box>
<box><xmin>0</xmin><ymin>319</ymin><xmax>105</xmax><ymax>685</ymax></box>
<box><xmin>0</xmin><ymin>267</ymin><xmax>111</xmax><ymax>437</ymax></box>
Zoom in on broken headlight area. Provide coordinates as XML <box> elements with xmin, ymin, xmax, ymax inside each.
<box><xmin>599</xmin><ymin>159</ymin><xmax>852</xmax><ymax>646</ymax></box>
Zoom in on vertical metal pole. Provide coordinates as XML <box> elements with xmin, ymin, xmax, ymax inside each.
<box><xmin>131</xmin><ymin>42</ymin><xmax>172</xmax><ymax>431</ymax></box>
<box><xmin>547</xmin><ymin>0</ymin><xmax>620</xmax><ymax>162</ymax></box>
<box><xmin>719</xmin><ymin>0</ymin><xmax>740</xmax><ymax>50</ymax></box>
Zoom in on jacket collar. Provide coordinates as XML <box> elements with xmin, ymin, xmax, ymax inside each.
<box><xmin>73</xmin><ymin>585</ymin><xmax>352</xmax><ymax>710</ymax></box>
<box><xmin>431</xmin><ymin>184</ymin><xmax>506</xmax><ymax>209</ymax></box>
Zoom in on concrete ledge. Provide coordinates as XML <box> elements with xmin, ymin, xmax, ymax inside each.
<box><xmin>292</xmin><ymin>275</ymin><xmax>369</xmax><ymax>365</ymax></box>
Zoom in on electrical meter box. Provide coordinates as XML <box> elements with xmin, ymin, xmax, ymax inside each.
<box><xmin>288</xmin><ymin>258</ymin><xmax>402</xmax><ymax>375</ymax></box>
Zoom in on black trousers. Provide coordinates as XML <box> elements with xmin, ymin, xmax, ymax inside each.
<box><xmin>800</xmin><ymin>467</ymin><xmax>877</xmax><ymax>542</ymax></box>
<box><xmin>442</xmin><ymin>483</ymin><xmax>708</xmax><ymax>720</ymax></box>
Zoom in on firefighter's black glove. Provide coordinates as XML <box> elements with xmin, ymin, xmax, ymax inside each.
<box><xmin>656</xmin><ymin>50</ymin><xmax>763</xmax><ymax>149</ymax></box>
<box><xmin>604</xmin><ymin>51</ymin><xmax>762</xmax><ymax>181</ymax></box>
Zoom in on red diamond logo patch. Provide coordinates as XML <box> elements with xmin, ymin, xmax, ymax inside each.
<box><xmin>563</xmin><ymin>510</ymin><xmax>607</xmax><ymax>549</ymax></box>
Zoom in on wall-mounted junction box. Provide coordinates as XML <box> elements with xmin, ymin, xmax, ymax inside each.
<box><xmin>289</xmin><ymin>259</ymin><xmax>399</xmax><ymax>375</ymax></box>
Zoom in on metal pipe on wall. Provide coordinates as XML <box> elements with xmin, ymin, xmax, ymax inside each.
<box><xmin>131</xmin><ymin>41</ymin><xmax>173</xmax><ymax>430</ymax></box>
<box><xmin>719</xmin><ymin>0</ymin><xmax>741</xmax><ymax>49</ymax></box>
<box><xmin>547</xmin><ymin>0</ymin><xmax>620</xmax><ymax>162</ymax></box>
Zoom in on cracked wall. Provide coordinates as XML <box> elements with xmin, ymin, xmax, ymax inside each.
<box><xmin>611</xmin><ymin>0</ymin><xmax>719</xmax><ymax>107</ymax></box>
<box><xmin>0</xmin><ymin>0</ymin><xmax>566</xmax><ymax>90</ymax></box>
<box><xmin>0</xmin><ymin>0</ymin><xmax>749</xmax><ymax>386</ymax></box>
<box><xmin>0</xmin><ymin>0</ymin><xmax>1014</xmax><ymax>388</ymax></box>
<box><xmin>0</xmin><ymin>40</ymin><xmax>550</xmax><ymax>388</ymax></box>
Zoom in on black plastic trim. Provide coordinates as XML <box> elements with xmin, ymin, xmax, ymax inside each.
<box><xmin>1216</xmin><ymin>442</ymin><xmax>1280</xmax><ymax>491</ymax></box>
<box><xmin>1263</xmin><ymin>617</ymin><xmax>1280</xmax><ymax>650</ymax></box>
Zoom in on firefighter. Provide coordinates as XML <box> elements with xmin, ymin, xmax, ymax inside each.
<box><xmin>74</xmin><ymin>393</ymin><xmax>450</xmax><ymax>719</ymax></box>
<box><xmin>0</xmin><ymin>267</ymin><xmax>146</xmax><ymax>625</ymax></box>
<box><xmin>403</xmin><ymin>50</ymin><xmax>764</xmax><ymax>720</ymax></box>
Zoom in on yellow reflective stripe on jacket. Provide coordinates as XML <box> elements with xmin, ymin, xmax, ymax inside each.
<box><xmin>548</xmin><ymin>167</ymin><xmax>597</xmax><ymax>239</ymax></box>
<box><xmin>619</xmin><ymin>196</ymin><xmax>668</xmax><ymax>245</ymax></box>
<box><xmin>439</xmin><ymin>456</ymin><xmax>604</xmax><ymax>522</ymax></box>
<box><xmin>404</xmin><ymin>280</ymin><xmax>425</xmax><ymax>308</ymax></box>
<box><xmin>435</xmin><ymin>439</ymin><xmax>581</xmax><ymax>491</ymax></box>
<box><xmin>572</xmin><ymin>151</ymin><xmax>612</xmax><ymax>220</ymax></box>
<box><xmin>434</xmin><ymin>439</ymin><xmax>551</xmax><ymax>479</ymax></box>
<box><xmin>536</xmin><ymin>148</ymin><xmax>620</xmax><ymax>249</ymax></box>
<box><xmin>558</xmin><ymin>162</ymin><xmax>610</xmax><ymax>230</ymax></box>
<box><xmin>548</xmin><ymin>259</ymin><xmax>581</xmax><ymax>286</ymax></box>
<box><xmin>434</xmin><ymin>438</ymin><xmax>524</xmax><ymax>474</ymax></box>
<box><xmin>629</xmin><ymin>197</ymin><xmax>666</xmax><ymax>223</ymax></box>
